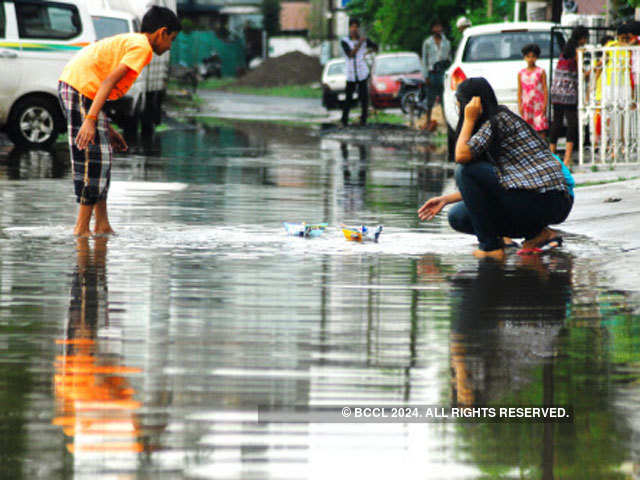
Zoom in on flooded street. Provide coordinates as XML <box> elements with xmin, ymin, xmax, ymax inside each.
<box><xmin>1</xmin><ymin>121</ymin><xmax>640</xmax><ymax>480</ymax></box>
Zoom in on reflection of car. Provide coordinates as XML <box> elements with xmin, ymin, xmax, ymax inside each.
<box><xmin>442</xmin><ymin>22</ymin><xmax>565</xmax><ymax>159</ymax></box>
<box><xmin>321</xmin><ymin>58</ymin><xmax>357</xmax><ymax>110</ymax></box>
<box><xmin>368</xmin><ymin>52</ymin><xmax>425</xmax><ymax>109</ymax></box>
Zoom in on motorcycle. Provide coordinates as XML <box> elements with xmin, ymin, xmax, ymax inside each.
<box><xmin>197</xmin><ymin>51</ymin><xmax>222</xmax><ymax>79</ymax></box>
<box><xmin>398</xmin><ymin>77</ymin><xmax>427</xmax><ymax>116</ymax></box>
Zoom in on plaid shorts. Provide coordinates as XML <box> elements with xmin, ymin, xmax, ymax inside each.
<box><xmin>58</xmin><ymin>81</ymin><xmax>112</xmax><ymax>205</ymax></box>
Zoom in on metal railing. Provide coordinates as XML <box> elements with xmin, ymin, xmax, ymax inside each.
<box><xmin>578</xmin><ymin>45</ymin><xmax>640</xmax><ymax>165</ymax></box>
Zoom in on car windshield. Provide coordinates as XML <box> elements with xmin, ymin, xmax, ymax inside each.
<box><xmin>463</xmin><ymin>31</ymin><xmax>565</xmax><ymax>62</ymax></box>
<box><xmin>92</xmin><ymin>16</ymin><xmax>130</xmax><ymax>40</ymax></box>
<box><xmin>374</xmin><ymin>56</ymin><xmax>423</xmax><ymax>76</ymax></box>
<box><xmin>328</xmin><ymin>62</ymin><xmax>344</xmax><ymax>76</ymax></box>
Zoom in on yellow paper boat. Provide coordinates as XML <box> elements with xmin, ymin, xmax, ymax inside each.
<box><xmin>340</xmin><ymin>224</ymin><xmax>383</xmax><ymax>243</ymax></box>
<box><xmin>342</xmin><ymin>227</ymin><xmax>363</xmax><ymax>242</ymax></box>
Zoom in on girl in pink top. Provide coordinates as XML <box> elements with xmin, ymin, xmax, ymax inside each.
<box><xmin>518</xmin><ymin>43</ymin><xmax>549</xmax><ymax>137</ymax></box>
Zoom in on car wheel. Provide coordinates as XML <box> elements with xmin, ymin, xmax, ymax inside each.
<box><xmin>447</xmin><ymin>124</ymin><xmax>456</xmax><ymax>162</ymax></box>
<box><xmin>7</xmin><ymin>96</ymin><xmax>61</xmax><ymax>149</ymax></box>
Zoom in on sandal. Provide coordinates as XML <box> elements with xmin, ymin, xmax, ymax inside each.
<box><xmin>517</xmin><ymin>237</ymin><xmax>563</xmax><ymax>255</ymax></box>
<box><xmin>503</xmin><ymin>240</ymin><xmax>521</xmax><ymax>250</ymax></box>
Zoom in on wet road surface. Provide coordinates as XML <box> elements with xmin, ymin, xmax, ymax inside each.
<box><xmin>1</xmin><ymin>122</ymin><xmax>640</xmax><ymax>479</ymax></box>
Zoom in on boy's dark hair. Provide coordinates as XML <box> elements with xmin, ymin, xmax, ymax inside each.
<box><xmin>431</xmin><ymin>19</ymin><xmax>443</xmax><ymax>28</ymax></box>
<box><xmin>521</xmin><ymin>43</ymin><xmax>541</xmax><ymax>57</ymax></box>
<box><xmin>349</xmin><ymin>18</ymin><xmax>360</xmax><ymax>27</ymax></box>
<box><xmin>617</xmin><ymin>22</ymin><xmax>634</xmax><ymax>36</ymax></box>
<box><xmin>141</xmin><ymin>6</ymin><xmax>181</xmax><ymax>34</ymax></box>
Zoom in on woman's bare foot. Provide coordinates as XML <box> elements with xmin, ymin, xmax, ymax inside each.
<box><xmin>473</xmin><ymin>248</ymin><xmax>506</xmax><ymax>261</ymax></box>
<box><xmin>522</xmin><ymin>227</ymin><xmax>559</xmax><ymax>250</ymax></box>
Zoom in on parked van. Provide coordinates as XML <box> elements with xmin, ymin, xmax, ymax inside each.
<box><xmin>0</xmin><ymin>0</ymin><xmax>95</xmax><ymax>148</ymax></box>
<box><xmin>0</xmin><ymin>0</ymin><xmax>176</xmax><ymax>148</ymax></box>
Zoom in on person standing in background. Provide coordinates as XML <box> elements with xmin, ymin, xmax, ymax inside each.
<box><xmin>422</xmin><ymin>20</ymin><xmax>451</xmax><ymax>131</ymax></box>
<box><xmin>341</xmin><ymin>19</ymin><xmax>378</xmax><ymax>127</ymax></box>
<box><xmin>456</xmin><ymin>17</ymin><xmax>472</xmax><ymax>36</ymax></box>
<box><xmin>549</xmin><ymin>26</ymin><xmax>589</xmax><ymax>167</ymax></box>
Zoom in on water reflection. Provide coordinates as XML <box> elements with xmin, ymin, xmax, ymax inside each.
<box><xmin>341</xmin><ymin>143</ymin><xmax>368</xmax><ymax>213</ymax></box>
<box><xmin>0</xmin><ymin>147</ymin><xmax>68</xmax><ymax>180</ymax></box>
<box><xmin>449</xmin><ymin>256</ymin><xmax>572</xmax><ymax>406</ymax></box>
<box><xmin>53</xmin><ymin>238</ymin><xmax>143</xmax><ymax>471</ymax></box>
<box><xmin>2</xmin><ymin>122</ymin><xmax>640</xmax><ymax>479</ymax></box>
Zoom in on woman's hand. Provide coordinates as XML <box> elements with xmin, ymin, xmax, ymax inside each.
<box><xmin>464</xmin><ymin>96</ymin><xmax>483</xmax><ymax>123</ymax></box>
<box><xmin>108</xmin><ymin>124</ymin><xmax>128</xmax><ymax>152</ymax></box>
<box><xmin>75</xmin><ymin>119</ymin><xmax>96</xmax><ymax>150</ymax></box>
<box><xmin>418</xmin><ymin>196</ymin><xmax>448</xmax><ymax>221</ymax></box>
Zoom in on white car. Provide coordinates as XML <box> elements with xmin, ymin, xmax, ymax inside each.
<box><xmin>0</xmin><ymin>0</ymin><xmax>95</xmax><ymax>148</ymax></box>
<box><xmin>442</xmin><ymin>22</ymin><xmax>565</xmax><ymax>159</ymax></box>
<box><xmin>321</xmin><ymin>58</ymin><xmax>361</xmax><ymax>110</ymax></box>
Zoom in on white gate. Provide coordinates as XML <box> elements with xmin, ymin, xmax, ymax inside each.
<box><xmin>578</xmin><ymin>45</ymin><xmax>640</xmax><ymax>165</ymax></box>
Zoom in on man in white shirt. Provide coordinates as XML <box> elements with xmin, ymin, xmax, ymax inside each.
<box><xmin>341</xmin><ymin>18</ymin><xmax>378</xmax><ymax>127</ymax></box>
<box><xmin>421</xmin><ymin>20</ymin><xmax>451</xmax><ymax>130</ymax></box>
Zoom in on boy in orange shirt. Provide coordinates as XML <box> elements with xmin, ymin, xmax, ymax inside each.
<box><xmin>58</xmin><ymin>6</ymin><xmax>180</xmax><ymax>237</ymax></box>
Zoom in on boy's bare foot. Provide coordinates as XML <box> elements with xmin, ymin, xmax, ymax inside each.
<box><xmin>522</xmin><ymin>228</ymin><xmax>559</xmax><ymax>250</ymax></box>
<box><xmin>473</xmin><ymin>248</ymin><xmax>506</xmax><ymax>261</ymax></box>
<box><xmin>93</xmin><ymin>226</ymin><xmax>116</xmax><ymax>236</ymax></box>
<box><xmin>74</xmin><ymin>227</ymin><xmax>92</xmax><ymax>238</ymax></box>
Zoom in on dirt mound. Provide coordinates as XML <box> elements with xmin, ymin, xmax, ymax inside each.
<box><xmin>234</xmin><ymin>51</ymin><xmax>322</xmax><ymax>87</ymax></box>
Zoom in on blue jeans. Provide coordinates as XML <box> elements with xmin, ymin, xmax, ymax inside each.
<box><xmin>448</xmin><ymin>162</ymin><xmax>573</xmax><ymax>251</ymax></box>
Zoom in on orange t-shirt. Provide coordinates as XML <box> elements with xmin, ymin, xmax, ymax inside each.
<box><xmin>59</xmin><ymin>33</ymin><xmax>153</xmax><ymax>100</ymax></box>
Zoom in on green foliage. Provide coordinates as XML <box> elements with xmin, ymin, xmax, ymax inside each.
<box><xmin>262</xmin><ymin>0</ymin><xmax>281</xmax><ymax>37</ymax></box>
<box><xmin>181</xmin><ymin>18</ymin><xmax>195</xmax><ymax>34</ymax></box>
<box><xmin>348</xmin><ymin>0</ymin><xmax>515</xmax><ymax>53</ymax></box>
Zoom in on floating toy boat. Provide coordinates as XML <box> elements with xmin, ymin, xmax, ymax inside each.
<box><xmin>341</xmin><ymin>224</ymin><xmax>383</xmax><ymax>243</ymax></box>
<box><xmin>283</xmin><ymin>222</ymin><xmax>328</xmax><ymax>238</ymax></box>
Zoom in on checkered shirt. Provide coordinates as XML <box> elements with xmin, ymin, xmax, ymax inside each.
<box><xmin>467</xmin><ymin>110</ymin><xmax>567</xmax><ymax>193</ymax></box>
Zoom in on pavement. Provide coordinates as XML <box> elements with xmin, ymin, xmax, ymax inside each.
<box><xmin>563</xmin><ymin>167</ymin><xmax>640</xmax><ymax>294</ymax></box>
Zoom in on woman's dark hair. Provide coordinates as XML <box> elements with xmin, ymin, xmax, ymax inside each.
<box><xmin>562</xmin><ymin>25</ymin><xmax>589</xmax><ymax>59</ymax></box>
<box><xmin>455</xmin><ymin>77</ymin><xmax>547</xmax><ymax>161</ymax></box>
<box><xmin>455</xmin><ymin>78</ymin><xmax>500</xmax><ymax>160</ymax></box>
<box><xmin>521</xmin><ymin>43</ymin><xmax>541</xmax><ymax>57</ymax></box>
<box><xmin>141</xmin><ymin>6</ymin><xmax>181</xmax><ymax>34</ymax></box>
<box><xmin>349</xmin><ymin>18</ymin><xmax>360</xmax><ymax>27</ymax></box>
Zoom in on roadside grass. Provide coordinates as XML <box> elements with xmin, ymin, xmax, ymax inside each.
<box><xmin>575</xmin><ymin>176</ymin><xmax>639</xmax><ymax>188</ymax></box>
<box><xmin>181</xmin><ymin>77</ymin><xmax>323</xmax><ymax>99</ymax></box>
<box><xmin>195</xmin><ymin>116</ymin><xmax>313</xmax><ymax>128</ymax></box>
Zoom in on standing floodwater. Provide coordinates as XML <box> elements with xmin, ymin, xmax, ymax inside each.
<box><xmin>1</xmin><ymin>121</ymin><xmax>640</xmax><ymax>479</ymax></box>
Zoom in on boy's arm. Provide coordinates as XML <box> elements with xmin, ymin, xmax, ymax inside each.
<box><xmin>75</xmin><ymin>63</ymin><xmax>131</xmax><ymax>150</ymax></box>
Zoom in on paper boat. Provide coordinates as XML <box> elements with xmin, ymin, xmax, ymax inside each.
<box><xmin>283</xmin><ymin>222</ymin><xmax>328</xmax><ymax>238</ymax></box>
<box><xmin>341</xmin><ymin>224</ymin><xmax>383</xmax><ymax>243</ymax></box>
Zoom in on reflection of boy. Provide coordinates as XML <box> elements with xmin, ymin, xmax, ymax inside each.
<box><xmin>58</xmin><ymin>7</ymin><xmax>180</xmax><ymax>237</ymax></box>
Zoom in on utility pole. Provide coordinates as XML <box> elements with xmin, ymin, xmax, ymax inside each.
<box><xmin>487</xmin><ymin>0</ymin><xmax>493</xmax><ymax>17</ymax></box>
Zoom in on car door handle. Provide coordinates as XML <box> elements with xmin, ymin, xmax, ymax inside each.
<box><xmin>0</xmin><ymin>50</ymin><xmax>18</xmax><ymax>59</ymax></box>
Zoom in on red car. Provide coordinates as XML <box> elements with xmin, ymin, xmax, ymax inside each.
<box><xmin>369</xmin><ymin>52</ymin><xmax>425</xmax><ymax>109</ymax></box>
